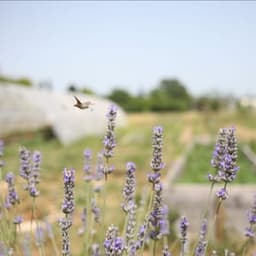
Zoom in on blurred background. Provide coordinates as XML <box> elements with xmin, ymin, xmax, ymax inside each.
<box><xmin>1</xmin><ymin>1</ymin><xmax>256</xmax><ymax>254</ymax></box>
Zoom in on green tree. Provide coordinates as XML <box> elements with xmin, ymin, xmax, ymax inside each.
<box><xmin>149</xmin><ymin>79</ymin><xmax>191</xmax><ymax>111</ymax></box>
<box><xmin>194</xmin><ymin>96</ymin><xmax>221</xmax><ymax>111</ymax></box>
<box><xmin>67</xmin><ymin>84</ymin><xmax>79</xmax><ymax>92</ymax></box>
<box><xmin>107</xmin><ymin>88</ymin><xmax>132</xmax><ymax>111</ymax></box>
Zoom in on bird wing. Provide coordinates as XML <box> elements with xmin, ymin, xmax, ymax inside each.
<box><xmin>74</xmin><ymin>96</ymin><xmax>82</xmax><ymax>104</ymax></box>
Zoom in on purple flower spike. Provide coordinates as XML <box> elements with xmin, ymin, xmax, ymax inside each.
<box><xmin>159</xmin><ymin>204</ymin><xmax>170</xmax><ymax>235</ymax></box>
<box><xmin>209</xmin><ymin>127</ymin><xmax>239</xmax><ymax>184</ymax></box>
<box><xmin>180</xmin><ymin>216</ymin><xmax>189</xmax><ymax>243</ymax></box>
<box><xmin>151</xmin><ymin>126</ymin><xmax>165</xmax><ymax>173</ymax></box>
<box><xmin>95</xmin><ymin>152</ymin><xmax>105</xmax><ymax>181</ymax></box>
<box><xmin>216</xmin><ymin>187</ymin><xmax>228</xmax><ymax>200</ymax></box>
<box><xmin>19</xmin><ymin>147</ymin><xmax>31</xmax><ymax>181</ymax></box>
<box><xmin>104</xmin><ymin>225</ymin><xmax>124</xmax><ymax>256</ymax></box>
<box><xmin>244</xmin><ymin>227</ymin><xmax>255</xmax><ymax>238</ymax></box>
<box><xmin>59</xmin><ymin>168</ymin><xmax>75</xmax><ymax>256</ymax></box>
<box><xmin>13</xmin><ymin>215</ymin><xmax>23</xmax><ymax>225</ymax></box>
<box><xmin>62</xmin><ymin>168</ymin><xmax>75</xmax><ymax>215</ymax></box>
<box><xmin>5</xmin><ymin>172</ymin><xmax>19</xmax><ymax>209</ymax></box>
<box><xmin>162</xmin><ymin>246</ymin><xmax>171</xmax><ymax>256</ymax></box>
<box><xmin>103</xmin><ymin>104</ymin><xmax>117</xmax><ymax>161</ymax></box>
<box><xmin>91</xmin><ymin>199</ymin><xmax>100</xmax><ymax>223</ymax></box>
<box><xmin>32</xmin><ymin>151</ymin><xmax>41</xmax><ymax>185</ymax></box>
<box><xmin>83</xmin><ymin>149</ymin><xmax>93</xmax><ymax>182</ymax></box>
<box><xmin>19</xmin><ymin>147</ymin><xmax>42</xmax><ymax>198</ymax></box>
<box><xmin>148</xmin><ymin>172</ymin><xmax>161</xmax><ymax>184</ymax></box>
<box><xmin>194</xmin><ymin>219</ymin><xmax>208</xmax><ymax>256</ymax></box>
<box><xmin>245</xmin><ymin>194</ymin><xmax>256</xmax><ymax>239</ymax></box>
<box><xmin>122</xmin><ymin>162</ymin><xmax>136</xmax><ymax>213</ymax></box>
<box><xmin>78</xmin><ymin>208</ymin><xmax>87</xmax><ymax>235</ymax></box>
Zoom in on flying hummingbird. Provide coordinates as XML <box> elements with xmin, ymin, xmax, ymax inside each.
<box><xmin>73</xmin><ymin>96</ymin><xmax>94</xmax><ymax>110</ymax></box>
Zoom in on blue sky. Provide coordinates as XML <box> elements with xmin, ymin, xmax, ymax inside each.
<box><xmin>0</xmin><ymin>1</ymin><xmax>255</xmax><ymax>96</ymax></box>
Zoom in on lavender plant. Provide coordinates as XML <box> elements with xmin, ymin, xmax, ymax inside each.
<box><xmin>103</xmin><ymin>104</ymin><xmax>117</xmax><ymax>179</ymax></box>
<box><xmin>241</xmin><ymin>194</ymin><xmax>256</xmax><ymax>255</ymax></box>
<box><xmin>19</xmin><ymin>147</ymin><xmax>41</xmax><ymax>198</ymax></box>
<box><xmin>104</xmin><ymin>225</ymin><xmax>124</xmax><ymax>256</ymax></box>
<box><xmin>208</xmin><ymin>127</ymin><xmax>239</xmax><ymax>214</ymax></box>
<box><xmin>194</xmin><ymin>219</ymin><xmax>208</xmax><ymax>256</ymax></box>
<box><xmin>59</xmin><ymin>168</ymin><xmax>75</xmax><ymax>256</ymax></box>
<box><xmin>244</xmin><ymin>194</ymin><xmax>256</xmax><ymax>239</ymax></box>
<box><xmin>179</xmin><ymin>216</ymin><xmax>189</xmax><ymax>256</ymax></box>
<box><xmin>121</xmin><ymin>162</ymin><xmax>137</xmax><ymax>254</ymax></box>
<box><xmin>5</xmin><ymin>172</ymin><xmax>20</xmax><ymax>210</ymax></box>
<box><xmin>147</xmin><ymin>126</ymin><xmax>171</xmax><ymax>255</ymax></box>
<box><xmin>0</xmin><ymin>106</ymin><xmax>255</xmax><ymax>256</ymax></box>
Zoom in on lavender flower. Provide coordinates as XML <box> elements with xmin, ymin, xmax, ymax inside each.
<box><xmin>77</xmin><ymin>208</ymin><xmax>87</xmax><ymax>235</ymax></box>
<box><xmin>151</xmin><ymin>126</ymin><xmax>165</xmax><ymax>173</ymax></box>
<box><xmin>103</xmin><ymin>104</ymin><xmax>117</xmax><ymax>161</ymax></box>
<box><xmin>19</xmin><ymin>147</ymin><xmax>41</xmax><ymax>197</ymax></box>
<box><xmin>124</xmin><ymin>202</ymin><xmax>137</xmax><ymax>253</ymax></box>
<box><xmin>83</xmin><ymin>149</ymin><xmax>93</xmax><ymax>182</ymax></box>
<box><xmin>210</xmin><ymin>128</ymin><xmax>228</xmax><ymax>176</ymax></box>
<box><xmin>5</xmin><ymin>172</ymin><xmax>19</xmax><ymax>209</ymax></box>
<box><xmin>59</xmin><ymin>218</ymin><xmax>72</xmax><ymax>256</ymax></box>
<box><xmin>13</xmin><ymin>215</ymin><xmax>23</xmax><ymax>225</ymax></box>
<box><xmin>180</xmin><ymin>216</ymin><xmax>189</xmax><ymax>248</ymax></box>
<box><xmin>133</xmin><ymin>222</ymin><xmax>148</xmax><ymax>251</ymax></box>
<box><xmin>148</xmin><ymin>172</ymin><xmax>161</xmax><ymax>184</ymax></box>
<box><xmin>209</xmin><ymin>127</ymin><xmax>239</xmax><ymax>202</ymax></box>
<box><xmin>162</xmin><ymin>246</ymin><xmax>171</xmax><ymax>256</ymax></box>
<box><xmin>95</xmin><ymin>152</ymin><xmax>105</xmax><ymax>181</ymax></box>
<box><xmin>35</xmin><ymin>226</ymin><xmax>45</xmax><ymax>247</ymax></box>
<box><xmin>159</xmin><ymin>204</ymin><xmax>170</xmax><ymax>236</ymax></box>
<box><xmin>244</xmin><ymin>227</ymin><xmax>255</xmax><ymax>238</ymax></box>
<box><xmin>19</xmin><ymin>147</ymin><xmax>31</xmax><ymax>181</ymax></box>
<box><xmin>149</xmin><ymin>183</ymin><xmax>165</xmax><ymax>240</ymax></box>
<box><xmin>216</xmin><ymin>187</ymin><xmax>228</xmax><ymax>200</ymax></box>
<box><xmin>194</xmin><ymin>219</ymin><xmax>208</xmax><ymax>256</ymax></box>
<box><xmin>32</xmin><ymin>151</ymin><xmax>41</xmax><ymax>185</ymax></box>
<box><xmin>150</xmin><ymin>127</ymin><xmax>162</xmax><ymax>169</ymax></box>
<box><xmin>147</xmin><ymin>126</ymin><xmax>170</xmax><ymax>244</ymax></box>
<box><xmin>91</xmin><ymin>199</ymin><xmax>100</xmax><ymax>223</ymax></box>
<box><xmin>59</xmin><ymin>168</ymin><xmax>75</xmax><ymax>256</ymax></box>
<box><xmin>122</xmin><ymin>162</ymin><xmax>136</xmax><ymax>213</ymax></box>
<box><xmin>104</xmin><ymin>225</ymin><xmax>124</xmax><ymax>256</ymax></box>
<box><xmin>209</xmin><ymin>127</ymin><xmax>238</xmax><ymax>183</ymax></box>
<box><xmin>245</xmin><ymin>194</ymin><xmax>256</xmax><ymax>238</ymax></box>
<box><xmin>121</xmin><ymin>163</ymin><xmax>137</xmax><ymax>253</ymax></box>
<box><xmin>61</xmin><ymin>168</ymin><xmax>75</xmax><ymax>215</ymax></box>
